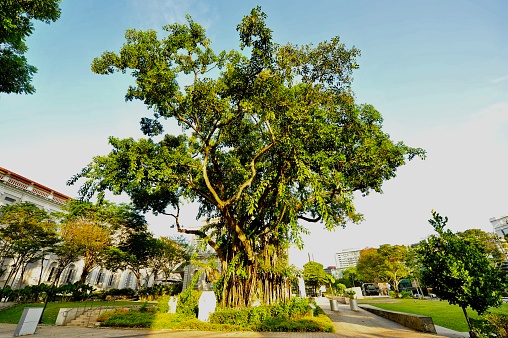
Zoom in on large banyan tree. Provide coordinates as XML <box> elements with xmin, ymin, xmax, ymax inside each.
<box><xmin>69</xmin><ymin>7</ymin><xmax>424</xmax><ymax>308</ymax></box>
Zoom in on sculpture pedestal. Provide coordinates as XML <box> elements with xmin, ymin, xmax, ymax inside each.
<box><xmin>198</xmin><ymin>291</ymin><xmax>217</xmax><ymax>322</ymax></box>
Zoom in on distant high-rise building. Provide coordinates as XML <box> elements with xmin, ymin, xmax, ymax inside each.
<box><xmin>324</xmin><ymin>266</ymin><xmax>340</xmax><ymax>279</ymax></box>
<box><xmin>334</xmin><ymin>248</ymin><xmax>361</xmax><ymax>269</ymax></box>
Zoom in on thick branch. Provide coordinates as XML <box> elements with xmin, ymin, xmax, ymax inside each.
<box><xmin>224</xmin><ymin>140</ymin><xmax>277</xmax><ymax>205</ymax></box>
<box><xmin>298</xmin><ymin>215</ymin><xmax>322</xmax><ymax>223</ymax></box>
<box><xmin>162</xmin><ymin>209</ymin><xmax>225</xmax><ymax>263</ymax></box>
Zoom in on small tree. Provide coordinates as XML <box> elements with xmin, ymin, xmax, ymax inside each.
<box><xmin>0</xmin><ymin>202</ymin><xmax>58</xmax><ymax>288</ymax></box>
<box><xmin>339</xmin><ymin>266</ymin><xmax>358</xmax><ymax>288</ymax></box>
<box><xmin>303</xmin><ymin>261</ymin><xmax>327</xmax><ymax>296</ymax></box>
<box><xmin>59</xmin><ymin>216</ymin><xmax>111</xmax><ymax>283</ymax></box>
<box><xmin>378</xmin><ymin>244</ymin><xmax>410</xmax><ymax>295</ymax></box>
<box><xmin>356</xmin><ymin>247</ymin><xmax>383</xmax><ymax>283</ymax></box>
<box><xmin>417</xmin><ymin>211</ymin><xmax>505</xmax><ymax>338</ymax></box>
<box><xmin>104</xmin><ymin>207</ymin><xmax>155</xmax><ymax>290</ymax></box>
<box><xmin>146</xmin><ymin>236</ymin><xmax>189</xmax><ymax>284</ymax></box>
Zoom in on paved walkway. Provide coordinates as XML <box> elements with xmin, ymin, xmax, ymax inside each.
<box><xmin>0</xmin><ymin>298</ymin><xmax>469</xmax><ymax>337</ymax></box>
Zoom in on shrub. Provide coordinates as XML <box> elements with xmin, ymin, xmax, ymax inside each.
<box><xmin>156</xmin><ymin>295</ymin><xmax>170</xmax><ymax>313</ymax></box>
<box><xmin>138</xmin><ymin>283</ymin><xmax>182</xmax><ymax>301</ymax></box>
<box><xmin>94</xmin><ymin>287</ymin><xmax>136</xmax><ymax>300</ymax></box>
<box><xmin>471</xmin><ymin>313</ymin><xmax>508</xmax><ymax>338</ymax></box>
<box><xmin>100</xmin><ymin>296</ymin><xmax>333</xmax><ymax>333</ymax></box>
<box><xmin>209</xmin><ymin>297</ymin><xmax>312</xmax><ymax>327</ymax></box>
<box><xmin>257</xmin><ymin>315</ymin><xmax>334</xmax><ymax>332</ymax></box>
<box><xmin>176</xmin><ymin>289</ymin><xmax>202</xmax><ymax>318</ymax></box>
<box><xmin>400</xmin><ymin>291</ymin><xmax>413</xmax><ymax>299</ymax></box>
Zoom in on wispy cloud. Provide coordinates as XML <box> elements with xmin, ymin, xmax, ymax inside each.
<box><xmin>491</xmin><ymin>75</ymin><xmax>508</xmax><ymax>85</ymax></box>
<box><xmin>129</xmin><ymin>0</ymin><xmax>214</xmax><ymax>30</ymax></box>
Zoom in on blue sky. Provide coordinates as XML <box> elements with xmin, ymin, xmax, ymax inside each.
<box><xmin>1</xmin><ymin>0</ymin><xmax>507</xmax><ymax>267</ymax></box>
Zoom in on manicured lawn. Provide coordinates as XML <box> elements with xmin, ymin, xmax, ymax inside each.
<box><xmin>360</xmin><ymin>298</ymin><xmax>508</xmax><ymax>332</ymax></box>
<box><xmin>0</xmin><ymin>301</ymin><xmax>145</xmax><ymax>325</ymax></box>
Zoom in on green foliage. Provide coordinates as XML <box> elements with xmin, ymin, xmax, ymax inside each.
<box><xmin>457</xmin><ymin>229</ymin><xmax>507</xmax><ymax>268</ymax></box>
<box><xmin>0</xmin><ymin>284</ymin><xmax>48</xmax><ymax>303</ymax></box>
<box><xmin>0</xmin><ymin>202</ymin><xmax>59</xmax><ymax>288</ymax></box>
<box><xmin>210</xmin><ymin>297</ymin><xmax>311</xmax><ymax>326</ymax></box>
<box><xmin>93</xmin><ymin>287</ymin><xmax>136</xmax><ymax>300</ymax></box>
<box><xmin>0</xmin><ymin>282</ymin><xmax>93</xmax><ymax>303</ymax></box>
<box><xmin>0</xmin><ymin>0</ymin><xmax>61</xmax><ymax>94</ymax></box>
<box><xmin>416</xmin><ymin>211</ymin><xmax>506</xmax><ymax>332</ymax></box>
<box><xmin>98</xmin><ymin>296</ymin><xmax>332</xmax><ymax>332</ymax></box>
<box><xmin>71</xmin><ymin>6</ymin><xmax>425</xmax><ymax>307</ymax></box>
<box><xmin>138</xmin><ymin>283</ymin><xmax>182</xmax><ymax>301</ymax></box>
<box><xmin>97</xmin><ymin>308</ymin><xmax>128</xmax><ymax>323</ymax></box>
<box><xmin>356</xmin><ymin>244</ymin><xmax>411</xmax><ymax>293</ymax></box>
<box><xmin>155</xmin><ymin>295</ymin><xmax>170</xmax><ymax>313</ymax></box>
<box><xmin>0</xmin><ymin>301</ymin><xmax>140</xmax><ymax>325</ymax></box>
<box><xmin>257</xmin><ymin>315</ymin><xmax>334</xmax><ymax>332</ymax></box>
<box><xmin>55</xmin><ymin>281</ymin><xmax>94</xmax><ymax>301</ymax></box>
<box><xmin>176</xmin><ymin>289</ymin><xmax>202</xmax><ymax>318</ymax></box>
<box><xmin>101</xmin><ymin>309</ymin><xmax>154</xmax><ymax>328</ymax></box>
<box><xmin>338</xmin><ymin>267</ymin><xmax>358</xmax><ymax>288</ymax></box>
<box><xmin>148</xmin><ymin>237</ymin><xmax>189</xmax><ymax>286</ymax></box>
<box><xmin>102</xmin><ymin>205</ymin><xmax>156</xmax><ymax>290</ymax></box>
<box><xmin>471</xmin><ymin>313</ymin><xmax>508</xmax><ymax>338</ymax></box>
<box><xmin>303</xmin><ymin>261</ymin><xmax>327</xmax><ymax>295</ymax></box>
<box><xmin>400</xmin><ymin>291</ymin><xmax>412</xmax><ymax>299</ymax></box>
<box><xmin>100</xmin><ymin>309</ymin><xmax>245</xmax><ymax>331</ymax></box>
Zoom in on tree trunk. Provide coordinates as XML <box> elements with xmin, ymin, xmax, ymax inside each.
<box><xmin>3</xmin><ymin>258</ymin><xmax>21</xmax><ymax>288</ymax></box>
<box><xmin>461</xmin><ymin>306</ymin><xmax>477</xmax><ymax>338</ymax></box>
<box><xmin>17</xmin><ymin>263</ymin><xmax>27</xmax><ymax>289</ymax></box>
<box><xmin>219</xmin><ymin>246</ymin><xmax>291</xmax><ymax>308</ymax></box>
<box><xmin>37</xmin><ymin>257</ymin><xmax>45</xmax><ymax>285</ymax></box>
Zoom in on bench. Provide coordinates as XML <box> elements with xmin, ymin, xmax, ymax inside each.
<box><xmin>359</xmin><ymin>304</ymin><xmax>437</xmax><ymax>334</ymax></box>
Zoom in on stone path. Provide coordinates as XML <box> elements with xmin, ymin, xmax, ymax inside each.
<box><xmin>314</xmin><ymin>297</ymin><xmax>469</xmax><ymax>338</ymax></box>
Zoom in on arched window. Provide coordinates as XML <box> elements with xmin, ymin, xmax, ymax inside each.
<box><xmin>64</xmin><ymin>265</ymin><xmax>76</xmax><ymax>284</ymax></box>
<box><xmin>96</xmin><ymin>270</ymin><xmax>105</xmax><ymax>285</ymax></box>
<box><xmin>46</xmin><ymin>262</ymin><xmax>58</xmax><ymax>282</ymax></box>
<box><xmin>107</xmin><ymin>274</ymin><xmax>116</xmax><ymax>287</ymax></box>
<box><xmin>125</xmin><ymin>272</ymin><xmax>133</xmax><ymax>288</ymax></box>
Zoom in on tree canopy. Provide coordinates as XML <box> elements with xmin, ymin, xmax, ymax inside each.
<box><xmin>0</xmin><ymin>0</ymin><xmax>61</xmax><ymax>94</ymax></box>
<box><xmin>356</xmin><ymin>244</ymin><xmax>411</xmax><ymax>294</ymax></box>
<box><xmin>70</xmin><ymin>7</ymin><xmax>424</xmax><ymax>307</ymax></box>
<box><xmin>355</xmin><ymin>248</ymin><xmax>382</xmax><ymax>283</ymax></box>
<box><xmin>417</xmin><ymin>211</ymin><xmax>505</xmax><ymax>337</ymax></box>
<box><xmin>0</xmin><ymin>202</ymin><xmax>58</xmax><ymax>288</ymax></box>
<box><xmin>303</xmin><ymin>261</ymin><xmax>327</xmax><ymax>295</ymax></box>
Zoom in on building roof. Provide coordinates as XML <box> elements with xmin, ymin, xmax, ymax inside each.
<box><xmin>0</xmin><ymin>167</ymin><xmax>71</xmax><ymax>205</ymax></box>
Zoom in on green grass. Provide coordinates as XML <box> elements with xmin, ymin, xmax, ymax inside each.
<box><xmin>360</xmin><ymin>298</ymin><xmax>508</xmax><ymax>332</ymax></box>
<box><xmin>0</xmin><ymin>301</ymin><xmax>144</xmax><ymax>325</ymax></box>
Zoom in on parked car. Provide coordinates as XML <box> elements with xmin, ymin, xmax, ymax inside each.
<box><xmin>362</xmin><ymin>283</ymin><xmax>379</xmax><ymax>296</ymax></box>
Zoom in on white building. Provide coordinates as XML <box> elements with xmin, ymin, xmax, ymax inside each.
<box><xmin>0</xmin><ymin>166</ymin><xmax>145</xmax><ymax>290</ymax></box>
<box><xmin>490</xmin><ymin>215</ymin><xmax>508</xmax><ymax>239</ymax></box>
<box><xmin>334</xmin><ymin>248</ymin><xmax>361</xmax><ymax>270</ymax></box>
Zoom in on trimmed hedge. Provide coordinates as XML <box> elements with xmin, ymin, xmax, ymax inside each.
<box><xmin>100</xmin><ymin>296</ymin><xmax>334</xmax><ymax>333</ymax></box>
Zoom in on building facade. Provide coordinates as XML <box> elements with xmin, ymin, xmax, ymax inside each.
<box><xmin>490</xmin><ymin>215</ymin><xmax>508</xmax><ymax>239</ymax></box>
<box><xmin>0</xmin><ymin>166</ymin><xmax>151</xmax><ymax>291</ymax></box>
<box><xmin>334</xmin><ymin>248</ymin><xmax>361</xmax><ymax>270</ymax></box>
